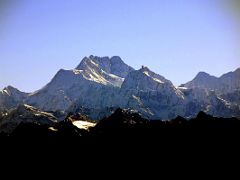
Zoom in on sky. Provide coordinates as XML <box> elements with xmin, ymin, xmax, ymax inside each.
<box><xmin>0</xmin><ymin>0</ymin><xmax>239</xmax><ymax>92</ymax></box>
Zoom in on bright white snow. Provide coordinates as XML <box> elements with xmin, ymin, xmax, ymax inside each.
<box><xmin>72</xmin><ymin>121</ymin><xmax>96</xmax><ymax>130</ymax></box>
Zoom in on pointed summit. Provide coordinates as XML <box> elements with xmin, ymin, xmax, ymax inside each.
<box><xmin>121</xmin><ymin>66</ymin><xmax>174</xmax><ymax>91</ymax></box>
<box><xmin>1</xmin><ymin>85</ymin><xmax>28</xmax><ymax>102</ymax></box>
<box><xmin>183</xmin><ymin>68</ymin><xmax>240</xmax><ymax>94</ymax></box>
<box><xmin>3</xmin><ymin>85</ymin><xmax>18</xmax><ymax>91</ymax></box>
<box><xmin>182</xmin><ymin>71</ymin><xmax>218</xmax><ymax>90</ymax></box>
<box><xmin>140</xmin><ymin>65</ymin><xmax>150</xmax><ymax>72</ymax></box>
<box><xmin>196</xmin><ymin>111</ymin><xmax>213</xmax><ymax>120</ymax></box>
<box><xmin>195</xmin><ymin>72</ymin><xmax>211</xmax><ymax>79</ymax></box>
<box><xmin>110</xmin><ymin>56</ymin><xmax>122</xmax><ymax>62</ymax></box>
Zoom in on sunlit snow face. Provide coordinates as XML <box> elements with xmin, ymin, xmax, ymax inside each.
<box><xmin>72</xmin><ymin>121</ymin><xmax>96</xmax><ymax>130</ymax></box>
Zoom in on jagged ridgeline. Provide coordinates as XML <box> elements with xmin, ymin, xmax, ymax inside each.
<box><xmin>1</xmin><ymin>106</ymin><xmax>240</xmax><ymax>141</ymax></box>
<box><xmin>0</xmin><ymin>55</ymin><xmax>240</xmax><ymax>121</ymax></box>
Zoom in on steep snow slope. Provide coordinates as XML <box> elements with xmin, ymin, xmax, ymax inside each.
<box><xmin>27</xmin><ymin>56</ymin><xmax>131</xmax><ymax>112</ymax></box>
<box><xmin>76</xmin><ymin>55</ymin><xmax>134</xmax><ymax>78</ymax></box>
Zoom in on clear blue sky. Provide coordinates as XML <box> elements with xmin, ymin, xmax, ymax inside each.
<box><xmin>0</xmin><ymin>0</ymin><xmax>239</xmax><ymax>92</ymax></box>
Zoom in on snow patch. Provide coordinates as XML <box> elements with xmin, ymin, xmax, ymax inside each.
<box><xmin>89</xmin><ymin>59</ymin><xmax>99</xmax><ymax>67</ymax></box>
<box><xmin>73</xmin><ymin>69</ymin><xmax>83</xmax><ymax>75</ymax></box>
<box><xmin>72</xmin><ymin>120</ymin><xmax>96</xmax><ymax>130</ymax></box>
<box><xmin>152</xmin><ymin>77</ymin><xmax>164</xmax><ymax>84</ymax></box>
<box><xmin>1</xmin><ymin>89</ymin><xmax>10</xmax><ymax>96</ymax></box>
<box><xmin>143</xmin><ymin>71</ymin><xmax>164</xmax><ymax>84</ymax></box>
<box><xmin>177</xmin><ymin>87</ymin><xmax>188</xmax><ymax>90</ymax></box>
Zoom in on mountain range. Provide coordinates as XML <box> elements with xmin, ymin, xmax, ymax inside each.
<box><xmin>0</xmin><ymin>55</ymin><xmax>240</xmax><ymax>120</ymax></box>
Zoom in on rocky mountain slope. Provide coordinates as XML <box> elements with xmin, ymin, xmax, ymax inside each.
<box><xmin>76</xmin><ymin>55</ymin><xmax>134</xmax><ymax>78</ymax></box>
<box><xmin>0</xmin><ymin>104</ymin><xmax>58</xmax><ymax>133</ymax></box>
<box><xmin>0</xmin><ymin>55</ymin><xmax>239</xmax><ymax>120</ymax></box>
<box><xmin>0</xmin><ymin>86</ymin><xmax>28</xmax><ymax>111</ymax></box>
<box><xmin>3</xmin><ymin>108</ymin><xmax>240</xmax><ymax>143</ymax></box>
<box><xmin>26</xmin><ymin>56</ymin><xmax>132</xmax><ymax>114</ymax></box>
<box><xmin>118</xmin><ymin>66</ymin><xmax>186</xmax><ymax>119</ymax></box>
<box><xmin>182</xmin><ymin>68</ymin><xmax>240</xmax><ymax>94</ymax></box>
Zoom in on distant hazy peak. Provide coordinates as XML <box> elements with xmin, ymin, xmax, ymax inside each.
<box><xmin>194</xmin><ymin>72</ymin><xmax>217</xmax><ymax>79</ymax></box>
<box><xmin>1</xmin><ymin>85</ymin><xmax>28</xmax><ymax>96</ymax></box>
<box><xmin>183</xmin><ymin>67</ymin><xmax>240</xmax><ymax>94</ymax></box>
<box><xmin>3</xmin><ymin>85</ymin><xmax>19</xmax><ymax>92</ymax></box>
<box><xmin>110</xmin><ymin>56</ymin><xmax>123</xmax><ymax>62</ymax></box>
<box><xmin>220</xmin><ymin>67</ymin><xmax>240</xmax><ymax>78</ymax></box>
<box><xmin>195</xmin><ymin>71</ymin><xmax>211</xmax><ymax>78</ymax></box>
<box><xmin>235</xmin><ymin>68</ymin><xmax>240</xmax><ymax>73</ymax></box>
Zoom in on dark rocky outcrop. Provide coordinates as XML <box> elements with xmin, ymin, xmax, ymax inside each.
<box><xmin>1</xmin><ymin>108</ymin><xmax>240</xmax><ymax>151</ymax></box>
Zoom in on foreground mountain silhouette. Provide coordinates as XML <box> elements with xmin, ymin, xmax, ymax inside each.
<box><xmin>1</xmin><ymin>107</ymin><xmax>240</xmax><ymax>146</ymax></box>
<box><xmin>0</xmin><ymin>55</ymin><xmax>239</xmax><ymax>120</ymax></box>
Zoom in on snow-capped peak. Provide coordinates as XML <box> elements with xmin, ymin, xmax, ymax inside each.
<box><xmin>195</xmin><ymin>71</ymin><xmax>212</xmax><ymax>79</ymax></box>
<box><xmin>76</xmin><ymin>55</ymin><xmax>134</xmax><ymax>78</ymax></box>
<box><xmin>1</xmin><ymin>55</ymin><xmax>238</xmax><ymax>121</ymax></box>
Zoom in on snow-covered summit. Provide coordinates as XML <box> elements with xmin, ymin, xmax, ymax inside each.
<box><xmin>76</xmin><ymin>55</ymin><xmax>134</xmax><ymax>78</ymax></box>
<box><xmin>26</xmin><ymin>56</ymin><xmax>134</xmax><ymax>112</ymax></box>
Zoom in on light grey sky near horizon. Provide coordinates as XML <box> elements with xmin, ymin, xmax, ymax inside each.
<box><xmin>0</xmin><ymin>0</ymin><xmax>239</xmax><ymax>92</ymax></box>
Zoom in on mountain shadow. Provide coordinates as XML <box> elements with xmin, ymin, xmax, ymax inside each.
<box><xmin>1</xmin><ymin>108</ymin><xmax>240</xmax><ymax>151</ymax></box>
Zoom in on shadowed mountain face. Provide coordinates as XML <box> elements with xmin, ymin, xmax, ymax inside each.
<box><xmin>182</xmin><ymin>68</ymin><xmax>240</xmax><ymax>94</ymax></box>
<box><xmin>1</xmin><ymin>108</ymin><xmax>240</xmax><ymax>150</ymax></box>
<box><xmin>0</xmin><ymin>104</ymin><xmax>57</xmax><ymax>134</ymax></box>
<box><xmin>0</xmin><ymin>55</ymin><xmax>239</xmax><ymax>120</ymax></box>
<box><xmin>0</xmin><ymin>86</ymin><xmax>28</xmax><ymax>110</ymax></box>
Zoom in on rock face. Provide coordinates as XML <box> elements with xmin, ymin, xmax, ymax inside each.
<box><xmin>76</xmin><ymin>55</ymin><xmax>134</xmax><ymax>78</ymax></box>
<box><xmin>119</xmin><ymin>66</ymin><xmax>185</xmax><ymax>119</ymax></box>
<box><xmin>0</xmin><ymin>104</ymin><xmax>58</xmax><ymax>133</ymax></box>
<box><xmin>121</xmin><ymin>66</ymin><xmax>173</xmax><ymax>91</ymax></box>
<box><xmin>182</xmin><ymin>68</ymin><xmax>240</xmax><ymax>94</ymax></box>
<box><xmin>26</xmin><ymin>56</ymin><xmax>132</xmax><ymax>113</ymax></box>
<box><xmin>181</xmin><ymin>68</ymin><xmax>240</xmax><ymax>118</ymax></box>
<box><xmin>0</xmin><ymin>86</ymin><xmax>28</xmax><ymax>110</ymax></box>
<box><xmin>0</xmin><ymin>55</ymin><xmax>239</xmax><ymax>120</ymax></box>
<box><xmin>180</xmin><ymin>88</ymin><xmax>240</xmax><ymax>118</ymax></box>
<box><xmin>3</xmin><ymin>109</ymin><xmax>240</xmax><ymax>141</ymax></box>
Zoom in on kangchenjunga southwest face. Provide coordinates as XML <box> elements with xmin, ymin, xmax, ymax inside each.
<box><xmin>0</xmin><ymin>55</ymin><xmax>240</xmax><ymax>120</ymax></box>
